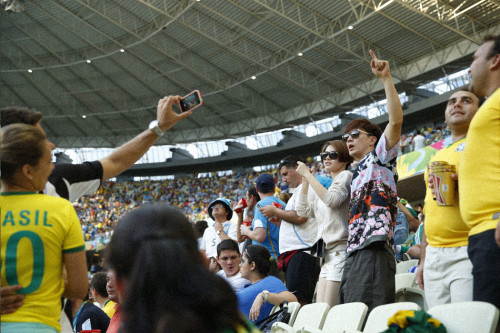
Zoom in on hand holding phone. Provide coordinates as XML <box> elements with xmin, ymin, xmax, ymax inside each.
<box><xmin>179</xmin><ymin>90</ymin><xmax>203</xmax><ymax>112</ymax></box>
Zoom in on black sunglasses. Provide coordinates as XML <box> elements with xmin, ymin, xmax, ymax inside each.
<box><xmin>320</xmin><ymin>151</ymin><xmax>339</xmax><ymax>160</ymax></box>
<box><xmin>342</xmin><ymin>129</ymin><xmax>371</xmax><ymax>142</ymax></box>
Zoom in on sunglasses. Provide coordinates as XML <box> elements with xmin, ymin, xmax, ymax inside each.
<box><xmin>342</xmin><ymin>129</ymin><xmax>371</xmax><ymax>141</ymax></box>
<box><xmin>320</xmin><ymin>151</ymin><xmax>339</xmax><ymax>160</ymax></box>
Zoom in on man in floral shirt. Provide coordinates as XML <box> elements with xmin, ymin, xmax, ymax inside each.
<box><xmin>338</xmin><ymin>50</ymin><xmax>403</xmax><ymax>312</ymax></box>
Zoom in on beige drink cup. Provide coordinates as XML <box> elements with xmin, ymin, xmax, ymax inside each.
<box><xmin>428</xmin><ymin>161</ymin><xmax>456</xmax><ymax>206</ymax></box>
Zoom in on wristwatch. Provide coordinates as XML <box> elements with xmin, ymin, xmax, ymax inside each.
<box><xmin>262</xmin><ymin>290</ymin><xmax>269</xmax><ymax>302</ymax></box>
<box><xmin>149</xmin><ymin>120</ymin><xmax>165</xmax><ymax>137</ymax></box>
<box><xmin>217</xmin><ymin>230</ymin><xmax>221</xmax><ymax>235</ymax></box>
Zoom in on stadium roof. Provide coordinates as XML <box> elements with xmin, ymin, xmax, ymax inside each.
<box><xmin>1</xmin><ymin>0</ymin><xmax>499</xmax><ymax>148</ymax></box>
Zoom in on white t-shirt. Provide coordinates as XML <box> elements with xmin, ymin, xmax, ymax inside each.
<box><xmin>279</xmin><ymin>184</ymin><xmax>320</xmax><ymax>254</ymax></box>
<box><xmin>200</xmin><ymin>221</ymin><xmax>238</xmax><ymax>258</ymax></box>
<box><xmin>413</xmin><ymin>135</ymin><xmax>426</xmax><ymax>150</ymax></box>
<box><xmin>216</xmin><ymin>270</ymin><xmax>250</xmax><ymax>292</ymax></box>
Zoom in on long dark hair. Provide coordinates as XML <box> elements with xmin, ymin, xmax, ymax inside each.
<box><xmin>244</xmin><ymin>245</ymin><xmax>279</xmax><ymax>278</ymax></box>
<box><xmin>106</xmin><ymin>204</ymin><xmax>247</xmax><ymax>333</ymax></box>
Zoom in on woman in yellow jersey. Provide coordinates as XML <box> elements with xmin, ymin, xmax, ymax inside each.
<box><xmin>1</xmin><ymin>124</ymin><xmax>88</xmax><ymax>333</ymax></box>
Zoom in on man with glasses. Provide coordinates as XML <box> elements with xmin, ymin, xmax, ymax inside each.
<box><xmin>200</xmin><ymin>198</ymin><xmax>238</xmax><ymax>260</ymax></box>
<box><xmin>459</xmin><ymin>35</ymin><xmax>500</xmax><ymax>323</ymax></box>
<box><xmin>216</xmin><ymin>240</ymin><xmax>249</xmax><ymax>292</ymax></box>
<box><xmin>258</xmin><ymin>156</ymin><xmax>320</xmax><ymax>305</ymax></box>
<box><xmin>338</xmin><ymin>50</ymin><xmax>403</xmax><ymax>312</ymax></box>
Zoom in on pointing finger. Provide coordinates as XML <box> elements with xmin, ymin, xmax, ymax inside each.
<box><xmin>369</xmin><ymin>49</ymin><xmax>377</xmax><ymax>61</ymax></box>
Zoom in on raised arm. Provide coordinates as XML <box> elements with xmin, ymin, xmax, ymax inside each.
<box><xmin>370</xmin><ymin>50</ymin><xmax>403</xmax><ymax>150</ymax></box>
<box><xmin>100</xmin><ymin>95</ymin><xmax>192</xmax><ymax>181</ymax></box>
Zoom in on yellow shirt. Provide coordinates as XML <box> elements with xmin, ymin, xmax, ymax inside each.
<box><xmin>1</xmin><ymin>193</ymin><xmax>85</xmax><ymax>331</ymax></box>
<box><xmin>102</xmin><ymin>299</ymin><xmax>117</xmax><ymax>318</ymax></box>
<box><xmin>459</xmin><ymin>87</ymin><xmax>500</xmax><ymax>236</ymax></box>
<box><xmin>424</xmin><ymin>138</ymin><xmax>469</xmax><ymax>247</ymax></box>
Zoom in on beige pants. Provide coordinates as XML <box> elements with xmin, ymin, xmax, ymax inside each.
<box><xmin>423</xmin><ymin>245</ymin><xmax>473</xmax><ymax>308</ymax></box>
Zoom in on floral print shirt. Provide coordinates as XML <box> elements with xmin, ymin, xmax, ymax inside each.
<box><xmin>346</xmin><ymin>134</ymin><xmax>399</xmax><ymax>254</ymax></box>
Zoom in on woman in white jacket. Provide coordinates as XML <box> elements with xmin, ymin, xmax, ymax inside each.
<box><xmin>295</xmin><ymin>140</ymin><xmax>353</xmax><ymax>306</ymax></box>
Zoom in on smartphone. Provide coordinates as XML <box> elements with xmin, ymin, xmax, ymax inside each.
<box><xmin>179</xmin><ymin>90</ymin><xmax>203</xmax><ymax>112</ymax></box>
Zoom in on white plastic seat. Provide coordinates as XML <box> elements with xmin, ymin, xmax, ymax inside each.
<box><xmin>428</xmin><ymin>301</ymin><xmax>499</xmax><ymax>333</ymax></box>
<box><xmin>395</xmin><ymin>286</ymin><xmax>428</xmax><ymax>311</ymax></box>
<box><xmin>271</xmin><ymin>302</ymin><xmax>328</xmax><ymax>333</ymax></box>
<box><xmin>301</xmin><ymin>302</ymin><xmax>369</xmax><ymax>333</ymax></box>
<box><xmin>395</xmin><ymin>273</ymin><xmax>417</xmax><ymax>291</ymax></box>
<box><xmin>363</xmin><ymin>302</ymin><xmax>421</xmax><ymax>333</ymax></box>
<box><xmin>396</xmin><ymin>259</ymin><xmax>419</xmax><ymax>274</ymax></box>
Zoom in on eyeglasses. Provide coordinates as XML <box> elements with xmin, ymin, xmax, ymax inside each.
<box><xmin>320</xmin><ymin>151</ymin><xmax>339</xmax><ymax>160</ymax></box>
<box><xmin>212</xmin><ymin>204</ymin><xmax>224</xmax><ymax>209</ymax></box>
<box><xmin>342</xmin><ymin>129</ymin><xmax>371</xmax><ymax>141</ymax></box>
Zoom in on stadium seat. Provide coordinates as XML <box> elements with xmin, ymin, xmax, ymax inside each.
<box><xmin>301</xmin><ymin>302</ymin><xmax>369</xmax><ymax>333</ymax></box>
<box><xmin>271</xmin><ymin>302</ymin><xmax>330</xmax><ymax>333</ymax></box>
<box><xmin>395</xmin><ymin>273</ymin><xmax>417</xmax><ymax>291</ymax></box>
<box><xmin>396</xmin><ymin>259</ymin><xmax>419</xmax><ymax>274</ymax></box>
<box><xmin>362</xmin><ymin>302</ymin><xmax>421</xmax><ymax>333</ymax></box>
<box><xmin>427</xmin><ymin>301</ymin><xmax>499</xmax><ymax>333</ymax></box>
<box><xmin>395</xmin><ymin>286</ymin><xmax>428</xmax><ymax>311</ymax></box>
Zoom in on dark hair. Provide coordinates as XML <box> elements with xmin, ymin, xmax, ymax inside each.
<box><xmin>344</xmin><ymin>118</ymin><xmax>383</xmax><ymax>145</ymax></box>
<box><xmin>217</xmin><ymin>239</ymin><xmax>240</xmax><ymax>257</ymax></box>
<box><xmin>278</xmin><ymin>155</ymin><xmax>304</xmax><ymax>170</ymax></box>
<box><xmin>1</xmin><ymin>124</ymin><xmax>46</xmax><ymax>182</ymax></box>
<box><xmin>321</xmin><ymin>140</ymin><xmax>353</xmax><ymax>169</ymax></box>
<box><xmin>106</xmin><ymin>204</ymin><xmax>246</xmax><ymax>333</ymax></box>
<box><xmin>244</xmin><ymin>245</ymin><xmax>278</xmax><ymax>278</ymax></box>
<box><xmin>247</xmin><ymin>184</ymin><xmax>260</xmax><ymax>202</ymax></box>
<box><xmin>457</xmin><ymin>87</ymin><xmax>486</xmax><ymax>107</ymax></box>
<box><xmin>90</xmin><ymin>272</ymin><xmax>108</xmax><ymax>298</ymax></box>
<box><xmin>0</xmin><ymin>106</ymin><xmax>42</xmax><ymax>127</ymax></box>
<box><xmin>194</xmin><ymin>220</ymin><xmax>208</xmax><ymax>238</ymax></box>
<box><xmin>484</xmin><ymin>34</ymin><xmax>500</xmax><ymax>60</ymax></box>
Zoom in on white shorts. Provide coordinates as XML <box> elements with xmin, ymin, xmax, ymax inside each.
<box><xmin>319</xmin><ymin>249</ymin><xmax>347</xmax><ymax>281</ymax></box>
<box><xmin>423</xmin><ymin>245</ymin><xmax>473</xmax><ymax>308</ymax></box>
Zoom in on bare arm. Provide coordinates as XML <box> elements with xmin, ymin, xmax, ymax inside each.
<box><xmin>100</xmin><ymin>96</ymin><xmax>191</xmax><ymax>181</ymax></box>
<box><xmin>296</xmin><ymin>162</ymin><xmax>326</xmax><ymax>198</ymax></box>
<box><xmin>249</xmin><ymin>291</ymin><xmax>298</xmax><ymax>321</ymax></box>
<box><xmin>240</xmin><ymin>226</ymin><xmax>266</xmax><ymax>243</ymax></box>
<box><xmin>496</xmin><ymin>220</ymin><xmax>500</xmax><ymax>247</ymax></box>
<box><xmin>397</xmin><ymin>201</ymin><xmax>421</xmax><ymax>232</ymax></box>
<box><xmin>259</xmin><ymin>205</ymin><xmax>308</xmax><ymax>225</ymax></box>
<box><xmin>369</xmin><ymin>50</ymin><xmax>403</xmax><ymax>150</ymax></box>
<box><xmin>62</xmin><ymin>251</ymin><xmax>88</xmax><ymax>299</ymax></box>
<box><xmin>416</xmin><ymin>227</ymin><xmax>427</xmax><ymax>290</ymax></box>
<box><xmin>236</xmin><ymin>211</ymin><xmax>246</xmax><ymax>243</ymax></box>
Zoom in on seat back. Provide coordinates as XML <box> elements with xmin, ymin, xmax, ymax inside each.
<box><xmin>363</xmin><ymin>302</ymin><xmax>421</xmax><ymax>333</ymax></box>
<box><xmin>396</xmin><ymin>259</ymin><xmax>419</xmax><ymax>274</ymax></box>
<box><xmin>286</xmin><ymin>302</ymin><xmax>302</xmax><ymax>326</ymax></box>
<box><xmin>395</xmin><ymin>287</ymin><xmax>428</xmax><ymax>311</ymax></box>
<box><xmin>321</xmin><ymin>302</ymin><xmax>369</xmax><ymax>332</ymax></box>
<box><xmin>291</xmin><ymin>302</ymin><xmax>330</xmax><ymax>330</ymax></box>
<box><xmin>428</xmin><ymin>301</ymin><xmax>499</xmax><ymax>333</ymax></box>
<box><xmin>395</xmin><ymin>273</ymin><xmax>417</xmax><ymax>291</ymax></box>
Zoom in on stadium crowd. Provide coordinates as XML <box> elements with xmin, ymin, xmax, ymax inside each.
<box><xmin>1</xmin><ymin>37</ymin><xmax>500</xmax><ymax>333</ymax></box>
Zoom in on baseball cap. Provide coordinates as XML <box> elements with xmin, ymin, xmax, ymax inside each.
<box><xmin>255</xmin><ymin>173</ymin><xmax>275</xmax><ymax>193</ymax></box>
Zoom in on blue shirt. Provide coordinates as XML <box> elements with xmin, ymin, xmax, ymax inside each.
<box><xmin>237</xmin><ymin>276</ymin><xmax>288</xmax><ymax>323</ymax></box>
<box><xmin>252</xmin><ymin>196</ymin><xmax>284</xmax><ymax>259</ymax></box>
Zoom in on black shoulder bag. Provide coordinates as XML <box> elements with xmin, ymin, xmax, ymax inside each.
<box><xmin>255</xmin><ymin>301</ymin><xmax>291</xmax><ymax>332</ymax></box>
